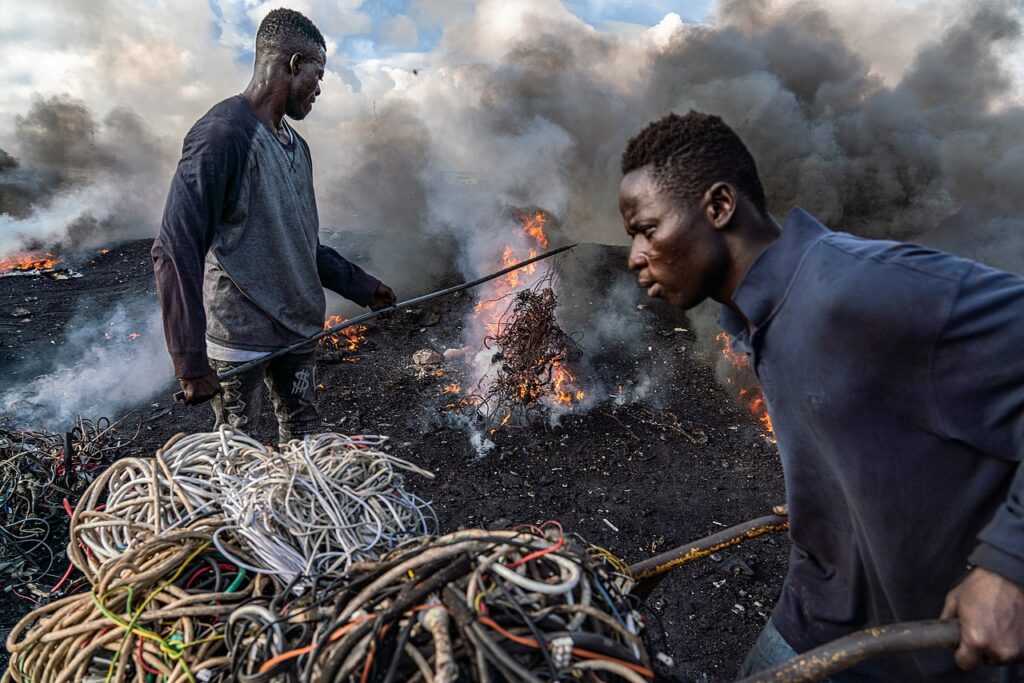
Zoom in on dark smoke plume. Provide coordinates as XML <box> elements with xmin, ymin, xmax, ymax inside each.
<box><xmin>0</xmin><ymin>95</ymin><xmax>168</xmax><ymax>257</ymax></box>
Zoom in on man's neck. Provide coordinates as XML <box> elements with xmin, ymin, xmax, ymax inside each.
<box><xmin>720</xmin><ymin>213</ymin><xmax>782</xmax><ymax>332</ymax></box>
<box><xmin>242</xmin><ymin>71</ymin><xmax>288</xmax><ymax>137</ymax></box>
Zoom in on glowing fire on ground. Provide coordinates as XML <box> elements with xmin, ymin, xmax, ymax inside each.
<box><xmin>716</xmin><ymin>332</ymin><xmax>776</xmax><ymax>441</ymax></box>
<box><xmin>321</xmin><ymin>316</ymin><xmax>367</xmax><ymax>355</ymax></box>
<box><xmin>468</xmin><ymin>211</ymin><xmax>585</xmax><ymax>420</ymax></box>
<box><xmin>0</xmin><ymin>253</ymin><xmax>62</xmax><ymax>276</ymax></box>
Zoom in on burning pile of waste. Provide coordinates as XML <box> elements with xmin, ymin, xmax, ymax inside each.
<box><xmin>447</xmin><ymin>211</ymin><xmax>587</xmax><ymax>430</ymax></box>
<box><xmin>481</xmin><ymin>273</ymin><xmax>583</xmax><ymax>416</ymax></box>
<box><xmin>320</xmin><ymin>314</ymin><xmax>368</xmax><ymax>363</ymax></box>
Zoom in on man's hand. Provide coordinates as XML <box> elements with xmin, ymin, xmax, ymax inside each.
<box><xmin>179</xmin><ymin>369</ymin><xmax>221</xmax><ymax>406</ymax></box>
<box><xmin>941</xmin><ymin>567</ymin><xmax>1024</xmax><ymax>669</ymax></box>
<box><xmin>369</xmin><ymin>283</ymin><xmax>397</xmax><ymax>312</ymax></box>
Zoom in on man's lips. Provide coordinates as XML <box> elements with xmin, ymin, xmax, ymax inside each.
<box><xmin>637</xmin><ymin>278</ymin><xmax>661</xmax><ymax>298</ymax></box>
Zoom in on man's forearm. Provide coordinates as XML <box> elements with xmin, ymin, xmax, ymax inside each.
<box><xmin>152</xmin><ymin>237</ymin><xmax>212</xmax><ymax>379</ymax></box>
<box><xmin>316</xmin><ymin>244</ymin><xmax>381</xmax><ymax>306</ymax></box>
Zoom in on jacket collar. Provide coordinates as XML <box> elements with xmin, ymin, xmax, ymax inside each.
<box><xmin>719</xmin><ymin>207</ymin><xmax>830</xmax><ymax>337</ymax></box>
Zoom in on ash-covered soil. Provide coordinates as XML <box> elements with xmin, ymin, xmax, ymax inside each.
<box><xmin>0</xmin><ymin>239</ymin><xmax>787</xmax><ymax>681</ymax></box>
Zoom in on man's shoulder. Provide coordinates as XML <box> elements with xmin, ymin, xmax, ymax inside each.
<box><xmin>814</xmin><ymin>230</ymin><xmax>971</xmax><ymax>290</ymax></box>
<box><xmin>183</xmin><ymin>96</ymin><xmax>259</xmax><ymax>152</ymax></box>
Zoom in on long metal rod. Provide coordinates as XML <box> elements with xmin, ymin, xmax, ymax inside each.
<box><xmin>174</xmin><ymin>243</ymin><xmax>577</xmax><ymax>402</ymax></box>
<box><xmin>630</xmin><ymin>514</ymin><xmax>790</xmax><ymax>580</ymax></box>
<box><xmin>628</xmin><ymin>513</ymin><xmax>789</xmax><ymax>600</ymax></box>
<box><xmin>735</xmin><ymin>619</ymin><xmax>960</xmax><ymax>682</ymax></box>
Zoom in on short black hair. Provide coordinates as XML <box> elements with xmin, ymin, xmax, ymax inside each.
<box><xmin>255</xmin><ymin>8</ymin><xmax>326</xmax><ymax>61</ymax></box>
<box><xmin>621</xmin><ymin>111</ymin><xmax>767</xmax><ymax>215</ymax></box>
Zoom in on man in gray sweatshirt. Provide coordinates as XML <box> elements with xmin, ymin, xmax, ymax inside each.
<box><xmin>152</xmin><ymin>8</ymin><xmax>395</xmax><ymax>442</ymax></box>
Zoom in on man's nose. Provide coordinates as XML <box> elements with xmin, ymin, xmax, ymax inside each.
<box><xmin>628</xmin><ymin>242</ymin><xmax>646</xmax><ymax>271</ymax></box>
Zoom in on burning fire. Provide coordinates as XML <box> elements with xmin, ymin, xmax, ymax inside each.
<box><xmin>468</xmin><ymin>210</ymin><xmax>585</xmax><ymax>419</ymax></box>
<box><xmin>716</xmin><ymin>332</ymin><xmax>776</xmax><ymax>441</ymax></box>
<box><xmin>0</xmin><ymin>253</ymin><xmax>62</xmax><ymax>276</ymax></box>
<box><xmin>442</xmin><ymin>383</ymin><xmax>462</xmax><ymax>394</ymax></box>
<box><xmin>321</xmin><ymin>315</ymin><xmax>367</xmax><ymax>354</ymax></box>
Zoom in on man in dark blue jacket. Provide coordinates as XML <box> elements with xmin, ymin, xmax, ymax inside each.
<box><xmin>153</xmin><ymin>9</ymin><xmax>394</xmax><ymax>443</ymax></box>
<box><xmin>619</xmin><ymin>111</ymin><xmax>1023</xmax><ymax>680</ymax></box>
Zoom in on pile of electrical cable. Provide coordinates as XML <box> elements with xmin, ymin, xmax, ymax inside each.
<box><xmin>3</xmin><ymin>426</ymin><xmax>438</xmax><ymax>682</ymax></box>
<box><xmin>0</xmin><ymin>415</ymin><xmax>132</xmax><ymax>593</ymax></box>
<box><xmin>230</xmin><ymin>524</ymin><xmax>654</xmax><ymax>683</ymax></box>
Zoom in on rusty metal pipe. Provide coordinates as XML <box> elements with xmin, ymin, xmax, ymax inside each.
<box><xmin>630</xmin><ymin>514</ymin><xmax>789</xmax><ymax>581</ymax></box>
<box><xmin>735</xmin><ymin>619</ymin><xmax>961</xmax><ymax>682</ymax></box>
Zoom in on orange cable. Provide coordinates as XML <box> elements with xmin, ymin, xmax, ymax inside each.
<box><xmin>258</xmin><ymin>614</ymin><xmax>373</xmax><ymax>673</ymax></box>
<box><xmin>477</xmin><ymin>615</ymin><xmax>654</xmax><ymax>679</ymax></box>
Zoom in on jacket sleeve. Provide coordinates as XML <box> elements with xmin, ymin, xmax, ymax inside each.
<box><xmin>933</xmin><ymin>262</ymin><xmax>1024</xmax><ymax>587</ymax></box>
<box><xmin>152</xmin><ymin>118</ymin><xmax>247</xmax><ymax>379</ymax></box>
<box><xmin>316</xmin><ymin>242</ymin><xmax>381</xmax><ymax>307</ymax></box>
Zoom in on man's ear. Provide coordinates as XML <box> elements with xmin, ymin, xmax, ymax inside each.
<box><xmin>289</xmin><ymin>53</ymin><xmax>302</xmax><ymax>75</ymax></box>
<box><xmin>703</xmin><ymin>182</ymin><xmax>737</xmax><ymax>230</ymax></box>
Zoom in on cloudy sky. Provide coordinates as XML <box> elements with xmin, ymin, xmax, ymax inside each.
<box><xmin>1</xmin><ymin>0</ymin><xmax>1022</xmax><ymax>273</ymax></box>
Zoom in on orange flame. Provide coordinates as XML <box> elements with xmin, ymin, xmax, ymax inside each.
<box><xmin>0</xmin><ymin>252</ymin><xmax>62</xmax><ymax>275</ymax></box>
<box><xmin>442</xmin><ymin>383</ymin><xmax>461</xmax><ymax>394</ymax></box>
<box><xmin>717</xmin><ymin>332</ymin><xmax>775</xmax><ymax>440</ymax></box>
<box><xmin>321</xmin><ymin>315</ymin><xmax>367</xmax><ymax>353</ymax></box>
<box><xmin>468</xmin><ymin>211</ymin><xmax>585</xmax><ymax>411</ymax></box>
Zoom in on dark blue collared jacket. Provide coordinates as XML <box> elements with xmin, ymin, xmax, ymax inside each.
<box><xmin>721</xmin><ymin>208</ymin><xmax>1024</xmax><ymax>680</ymax></box>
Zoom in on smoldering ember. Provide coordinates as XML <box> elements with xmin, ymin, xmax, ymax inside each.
<box><xmin>1</xmin><ymin>1</ymin><xmax>1024</xmax><ymax>682</ymax></box>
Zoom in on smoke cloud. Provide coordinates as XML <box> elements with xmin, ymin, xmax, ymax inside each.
<box><xmin>2</xmin><ymin>0</ymin><xmax>1023</xmax><ymax>426</ymax></box>
<box><xmin>0</xmin><ymin>305</ymin><xmax>172</xmax><ymax>426</ymax></box>
<box><xmin>0</xmin><ymin>95</ymin><xmax>168</xmax><ymax>257</ymax></box>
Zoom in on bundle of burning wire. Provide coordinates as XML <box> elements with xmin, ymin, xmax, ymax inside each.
<box><xmin>482</xmin><ymin>272</ymin><xmax>582</xmax><ymax>414</ymax></box>
<box><xmin>0</xmin><ymin>415</ymin><xmax>132</xmax><ymax>585</ymax></box>
<box><xmin>70</xmin><ymin>427</ymin><xmax>437</xmax><ymax>586</ymax></box>
<box><xmin>4</xmin><ymin>531</ymin><xmax>266</xmax><ymax>683</ymax></box>
<box><xmin>230</xmin><ymin>525</ymin><xmax>653</xmax><ymax>683</ymax></box>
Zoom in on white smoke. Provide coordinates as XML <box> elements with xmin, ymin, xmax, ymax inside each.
<box><xmin>0</xmin><ymin>306</ymin><xmax>173</xmax><ymax>426</ymax></box>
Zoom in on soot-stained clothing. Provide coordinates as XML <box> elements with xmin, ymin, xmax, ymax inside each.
<box><xmin>153</xmin><ymin>95</ymin><xmax>380</xmax><ymax>379</ymax></box>
<box><xmin>720</xmin><ymin>208</ymin><xmax>1024</xmax><ymax>680</ymax></box>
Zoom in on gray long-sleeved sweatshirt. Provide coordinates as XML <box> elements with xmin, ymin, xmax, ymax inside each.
<box><xmin>153</xmin><ymin>96</ymin><xmax>380</xmax><ymax>378</ymax></box>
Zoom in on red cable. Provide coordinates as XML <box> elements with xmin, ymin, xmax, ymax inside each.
<box><xmin>507</xmin><ymin>520</ymin><xmax>565</xmax><ymax>568</ymax></box>
<box><xmin>138</xmin><ymin>638</ymin><xmax>163</xmax><ymax>675</ymax></box>
<box><xmin>50</xmin><ymin>561</ymin><xmax>75</xmax><ymax>593</ymax></box>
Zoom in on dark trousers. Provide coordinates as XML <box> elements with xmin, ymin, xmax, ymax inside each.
<box><xmin>210</xmin><ymin>351</ymin><xmax>318</xmax><ymax>444</ymax></box>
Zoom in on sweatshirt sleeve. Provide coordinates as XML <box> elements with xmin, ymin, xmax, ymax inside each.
<box><xmin>933</xmin><ymin>263</ymin><xmax>1024</xmax><ymax>587</ymax></box>
<box><xmin>152</xmin><ymin>116</ymin><xmax>248</xmax><ymax>379</ymax></box>
<box><xmin>316</xmin><ymin>243</ymin><xmax>381</xmax><ymax>307</ymax></box>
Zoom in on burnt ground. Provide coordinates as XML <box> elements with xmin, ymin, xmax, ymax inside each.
<box><xmin>0</xmin><ymin>239</ymin><xmax>788</xmax><ymax>681</ymax></box>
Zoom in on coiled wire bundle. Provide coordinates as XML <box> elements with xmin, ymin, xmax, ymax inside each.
<box><xmin>209</xmin><ymin>431</ymin><xmax>438</xmax><ymax>584</ymax></box>
<box><xmin>1</xmin><ymin>415</ymin><xmax>133</xmax><ymax>586</ymax></box>
<box><xmin>5</xmin><ymin>427</ymin><xmax>439</xmax><ymax>682</ymax></box>
<box><xmin>5</xmin><ymin>532</ymin><xmax>266</xmax><ymax>683</ymax></box>
<box><xmin>69</xmin><ymin>427</ymin><xmax>437</xmax><ymax>586</ymax></box>
<box><xmin>230</xmin><ymin>525</ymin><xmax>653</xmax><ymax>683</ymax></box>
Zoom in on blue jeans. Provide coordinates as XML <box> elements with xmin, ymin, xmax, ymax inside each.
<box><xmin>739</xmin><ymin>619</ymin><xmax>840</xmax><ymax>682</ymax></box>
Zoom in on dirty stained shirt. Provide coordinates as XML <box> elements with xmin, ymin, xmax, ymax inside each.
<box><xmin>152</xmin><ymin>95</ymin><xmax>380</xmax><ymax>379</ymax></box>
<box><xmin>720</xmin><ymin>208</ymin><xmax>1024</xmax><ymax>680</ymax></box>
